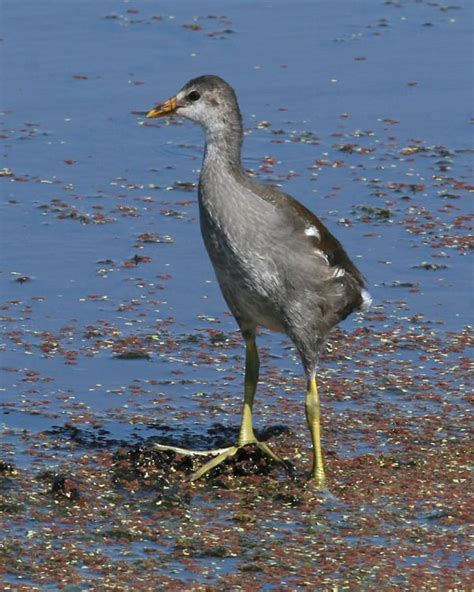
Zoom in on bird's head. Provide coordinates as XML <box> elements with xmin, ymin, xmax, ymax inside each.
<box><xmin>146</xmin><ymin>75</ymin><xmax>242</xmax><ymax>137</ymax></box>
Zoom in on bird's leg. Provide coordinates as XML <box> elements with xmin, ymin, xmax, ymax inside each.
<box><xmin>238</xmin><ymin>338</ymin><xmax>283</xmax><ymax>463</ymax></box>
<box><xmin>190</xmin><ymin>337</ymin><xmax>285</xmax><ymax>481</ymax></box>
<box><xmin>305</xmin><ymin>376</ymin><xmax>326</xmax><ymax>488</ymax></box>
<box><xmin>237</xmin><ymin>337</ymin><xmax>259</xmax><ymax>445</ymax></box>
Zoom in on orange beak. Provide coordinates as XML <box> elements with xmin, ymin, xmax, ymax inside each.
<box><xmin>146</xmin><ymin>96</ymin><xmax>178</xmax><ymax>118</ymax></box>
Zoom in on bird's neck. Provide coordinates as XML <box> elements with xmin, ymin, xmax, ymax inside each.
<box><xmin>202</xmin><ymin>118</ymin><xmax>243</xmax><ymax>175</ymax></box>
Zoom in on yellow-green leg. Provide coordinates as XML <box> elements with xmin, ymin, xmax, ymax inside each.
<box><xmin>189</xmin><ymin>337</ymin><xmax>283</xmax><ymax>481</ymax></box>
<box><xmin>237</xmin><ymin>338</ymin><xmax>259</xmax><ymax>445</ymax></box>
<box><xmin>305</xmin><ymin>376</ymin><xmax>326</xmax><ymax>488</ymax></box>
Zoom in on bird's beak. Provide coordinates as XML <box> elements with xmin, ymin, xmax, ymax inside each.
<box><xmin>146</xmin><ymin>96</ymin><xmax>178</xmax><ymax>118</ymax></box>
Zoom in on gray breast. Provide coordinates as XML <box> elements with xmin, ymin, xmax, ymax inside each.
<box><xmin>198</xmin><ymin>166</ymin><xmax>291</xmax><ymax>332</ymax></box>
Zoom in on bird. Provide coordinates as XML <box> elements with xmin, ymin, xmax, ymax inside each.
<box><xmin>145</xmin><ymin>75</ymin><xmax>371</xmax><ymax>487</ymax></box>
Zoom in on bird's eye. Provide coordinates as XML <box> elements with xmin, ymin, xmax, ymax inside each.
<box><xmin>187</xmin><ymin>90</ymin><xmax>200</xmax><ymax>102</ymax></box>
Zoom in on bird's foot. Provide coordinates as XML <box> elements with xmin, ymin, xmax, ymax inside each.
<box><xmin>148</xmin><ymin>439</ymin><xmax>288</xmax><ymax>482</ymax></box>
<box><xmin>190</xmin><ymin>439</ymin><xmax>287</xmax><ymax>482</ymax></box>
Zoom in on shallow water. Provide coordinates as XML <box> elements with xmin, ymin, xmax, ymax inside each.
<box><xmin>1</xmin><ymin>0</ymin><xmax>472</xmax><ymax>589</ymax></box>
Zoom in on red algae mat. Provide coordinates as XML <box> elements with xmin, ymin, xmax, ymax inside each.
<box><xmin>1</xmin><ymin>322</ymin><xmax>472</xmax><ymax>590</ymax></box>
<box><xmin>1</xmin><ymin>0</ymin><xmax>473</xmax><ymax>590</ymax></box>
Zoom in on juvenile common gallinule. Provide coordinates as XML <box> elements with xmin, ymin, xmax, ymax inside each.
<box><xmin>146</xmin><ymin>75</ymin><xmax>371</xmax><ymax>487</ymax></box>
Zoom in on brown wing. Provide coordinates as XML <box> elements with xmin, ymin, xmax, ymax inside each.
<box><xmin>240</xmin><ymin>175</ymin><xmax>366</xmax><ymax>288</ymax></box>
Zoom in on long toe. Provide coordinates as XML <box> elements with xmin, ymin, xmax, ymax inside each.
<box><xmin>189</xmin><ymin>446</ymin><xmax>239</xmax><ymax>481</ymax></box>
<box><xmin>149</xmin><ymin>442</ymin><xmax>235</xmax><ymax>457</ymax></box>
